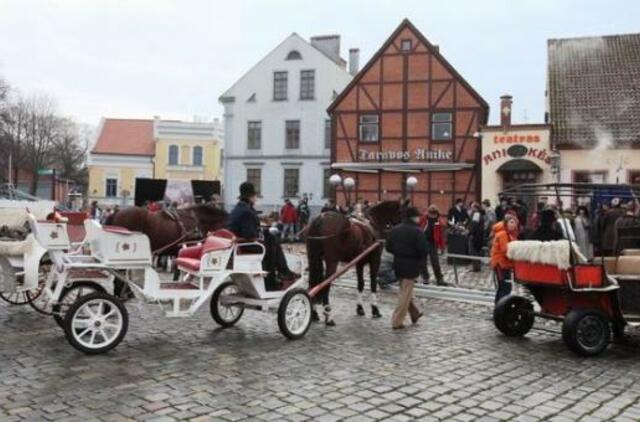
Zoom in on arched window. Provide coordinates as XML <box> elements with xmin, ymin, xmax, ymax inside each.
<box><xmin>286</xmin><ymin>50</ymin><xmax>302</xmax><ymax>60</ymax></box>
<box><xmin>193</xmin><ymin>146</ymin><xmax>203</xmax><ymax>166</ymax></box>
<box><xmin>168</xmin><ymin>145</ymin><xmax>179</xmax><ymax>165</ymax></box>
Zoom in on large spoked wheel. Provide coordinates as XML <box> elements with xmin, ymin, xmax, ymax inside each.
<box><xmin>0</xmin><ymin>290</ymin><xmax>31</xmax><ymax>305</ymax></box>
<box><xmin>562</xmin><ymin>308</ymin><xmax>610</xmax><ymax>357</ymax></box>
<box><xmin>63</xmin><ymin>292</ymin><xmax>128</xmax><ymax>355</ymax></box>
<box><xmin>210</xmin><ymin>281</ymin><xmax>244</xmax><ymax>328</ymax></box>
<box><xmin>52</xmin><ymin>282</ymin><xmax>107</xmax><ymax>328</ymax></box>
<box><xmin>278</xmin><ymin>288</ymin><xmax>312</xmax><ymax>340</ymax></box>
<box><xmin>493</xmin><ymin>295</ymin><xmax>535</xmax><ymax>337</ymax></box>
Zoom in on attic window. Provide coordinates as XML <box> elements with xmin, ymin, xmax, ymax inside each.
<box><xmin>247</xmin><ymin>93</ymin><xmax>256</xmax><ymax>103</ymax></box>
<box><xmin>286</xmin><ymin>50</ymin><xmax>302</xmax><ymax>60</ymax></box>
<box><xmin>401</xmin><ymin>39</ymin><xmax>412</xmax><ymax>51</ymax></box>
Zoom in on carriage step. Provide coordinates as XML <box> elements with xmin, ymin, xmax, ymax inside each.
<box><xmin>160</xmin><ymin>283</ymin><xmax>199</xmax><ymax>290</ymax></box>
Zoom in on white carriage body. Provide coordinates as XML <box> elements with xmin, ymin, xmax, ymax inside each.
<box><xmin>83</xmin><ymin>220</ymin><xmax>152</xmax><ymax>268</ymax></box>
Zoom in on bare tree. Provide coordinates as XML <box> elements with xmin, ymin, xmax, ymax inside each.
<box><xmin>51</xmin><ymin>118</ymin><xmax>89</xmax><ymax>191</ymax></box>
<box><xmin>0</xmin><ymin>78</ymin><xmax>11</xmax><ymax>183</ymax></box>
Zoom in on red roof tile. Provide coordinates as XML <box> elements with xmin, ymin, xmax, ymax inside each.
<box><xmin>92</xmin><ymin>118</ymin><xmax>155</xmax><ymax>156</ymax></box>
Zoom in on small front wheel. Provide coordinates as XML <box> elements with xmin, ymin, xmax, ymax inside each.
<box><xmin>64</xmin><ymin>292</ymin><xmax>128</xmax><ymax>355</ymax></box>
<box><xmin>52</xmin><ymin>282</ymin><xmax>106</xmax><ymax>328</ymax></box>
<box><xmin>493</xmin><ymin>295</ymin><xmax>535</xmax><ymax>337</ymax></box>
<box><xmin>278</xmin><ymin>289</ymin><xmax>312</xmax><ymax>340</ymax></box>
<box><xmin>210</xmin><ymin>281</ymin><xmax>244</xmax><ymax>328</ymax></box>
<box><xmin>562</xmin><ymin>308</ymin><xmax>610</xmax><ymax>357</ymax></box>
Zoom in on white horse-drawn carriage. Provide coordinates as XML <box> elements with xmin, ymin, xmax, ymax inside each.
<box><xmin>0</xmin><ymin>212</ymin><xmax>312</xmax><ymax>354</ymax></box>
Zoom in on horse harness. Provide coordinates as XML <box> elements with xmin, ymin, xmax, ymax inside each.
<box><xmin>152</xmin><ymin>208</ymin><xmax>203</xmax><ymax>255</ymax></box>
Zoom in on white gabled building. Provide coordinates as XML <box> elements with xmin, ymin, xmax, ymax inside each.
<box><xmin>219</xmin><ymin>33</ymin><xmax>356</xmax><ymax>213</ymax></box>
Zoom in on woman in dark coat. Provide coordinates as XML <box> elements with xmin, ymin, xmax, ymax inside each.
<box><xmin>530</xmin><ymin>209</ymin><xmax>563</xmax><ymax>241</ymax></box>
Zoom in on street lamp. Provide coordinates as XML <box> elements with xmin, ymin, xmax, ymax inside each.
<box><xmin>343</xmin><ymin>177</ymin><xmax>355</xmax><ymax>206</ymax></box>
<box><xmin>406</xmin><ymin>176</ymin><xmax>418</xmax><ymax>205</ymax></box>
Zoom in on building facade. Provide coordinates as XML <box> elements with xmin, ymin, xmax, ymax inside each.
<box><xmin>328</xmin><ymin>19</ymin><xmax>488</xmax><ymax>213</ymax></box>
<box><xmin>481</xmin><ymin>95</ymin><xmax>552</xmax><ymax>203</ymax></box>
<box><xmin>219</xmin><ymin>33</ymin><xmax>354</xmax><ymax>213</ymax></box>
<box><xmin>88</xmin><ymin>118</ymin><xmax>155</xmax><ymax>206</ymax></box>
<box><xmin>153</xmin><ymin>118</ymin><xmax>223</xmax><ymax>182</ymax></box>
<box><xmin>88</xmin><ymin>117</ymin><xmax>223</xmax><ymax>206</ymax></box>
<box><xmin>547</xmin><ymin>33</ymin><xmax>640</xmax><ymax>190</ymax></box>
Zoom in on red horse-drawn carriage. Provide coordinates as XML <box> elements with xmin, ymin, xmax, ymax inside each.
<box><xmin>493</xmin><ymin>183</ymin><xmax>640</xmax><ymax>357</ymax></box>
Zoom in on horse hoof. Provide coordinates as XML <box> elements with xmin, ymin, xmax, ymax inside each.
<box><xmin>371</xmin><ymin>305</ymin><xmax>382</xmax><ymax>319</ymax></box>
<box><xmin>325</xmin><ymin>319</ymin><xmax>336</xmax><ymax>327</ymax></box>
<box><xmin>311</xmin><ymin>310</ymin><xmax>320</xmax><ymax>322</ymax></box>
<box><xmin>356</xmin><ymin>304</ymin><xmax>365</xmax><ymax>316</ymax></box>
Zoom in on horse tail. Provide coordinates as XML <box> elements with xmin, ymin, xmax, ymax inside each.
<box><xmin>306</xmin><ymin>216</ymin><xmax>325</xmax><ymax>288</ymax></box>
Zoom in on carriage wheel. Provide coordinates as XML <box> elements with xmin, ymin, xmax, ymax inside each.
<box><xmin>52</xmin><ymin>282</ymin><xmax>107</xmax><ymax>328</ymax></box>
<box><xmin>210</xmin><ymin>281</ymin><xmax>244</xmax><ymax>327</ymax></box>
<box><xmin>562</xmin><ymin>309</ymin><xmax>610</xmax><ymax>357</ymax></box>
<box><xmin>0</xmin><ymin>291</ymin><xmax>31</xmax><ymax>305</ymax></box>
<box><xmin>493</xmin><ymin>295</ymin><xmax>535</xmax><ymax>337</ymax></box>
<box><xmin>278</xmin><ymin>288</ymin><xmax>312</xmax><ymax>340</ymax></box>
<box><xmin>63</xmin><ymin>292</ymin><xmax>128</xmax><ymax>355</ymax></box>
<box><xmin>26</xmin><ymin>259</ymin><xmax>54</xmax><ymax>315</ymax></box>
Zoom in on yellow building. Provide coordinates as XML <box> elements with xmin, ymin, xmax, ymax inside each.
<box><xmin>88</xmin><ymin>118</ymin><xmax>155</xmax><ymax>206</ymax></box>
<box><xmin>153</xmin><ymin>118</ymin><xmax>223</xmax><ymax>182</ymax></box>
<box><xmin>88</xmin><ymin>117</ymin><xmax>223</xmax><ymax>206</ymax></box>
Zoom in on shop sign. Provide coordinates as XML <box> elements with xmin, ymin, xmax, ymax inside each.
<box><xmin>358</xmin><ymin>148</ymin><xmax>452</xmax><ymax>161</ymax></box>
<box><xmin>493</xmin><ymin>134</ymin><xmax>541</xmax><ymax>144</ymax></box>
<box><xmin>483</xmin><ymin>147</ymin><xmax>551</xmax><ymax>166</ymax></box>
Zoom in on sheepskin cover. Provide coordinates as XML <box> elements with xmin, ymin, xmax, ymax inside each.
<box><xmin>507</xmin><ymin>240</ymin><xmax>587</xmax><ymax>270</ymax></box>
<box><xmin>0</xmin><ymin>234</ymin><xmax>36</xmax><ymax>256</ymax></box>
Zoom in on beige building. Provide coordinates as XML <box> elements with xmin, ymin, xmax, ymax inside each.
<box><xmin>481</xmin><ymin>95</ymin><xmax>552</xmax><ymax>203</ymax></box>
<box><xmin>547</xmin><ymin>33</ymin><xmax>640</xmax><ymax>188</ymax></box>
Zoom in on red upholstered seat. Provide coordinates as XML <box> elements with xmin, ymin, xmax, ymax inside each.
<box><xmin>175</xmin><ymin>257</ymin><xmax>200</xmax><ymax>272</ymax></box>
<box><xmin>176</xmin><ymin>235</ymin><xmax>232</xmax><ymax>273</ymax></box>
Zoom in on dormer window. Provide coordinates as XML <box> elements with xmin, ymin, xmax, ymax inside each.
<box><xmin>286</xmin><ymin>50</ymin><xmax>302</xmax><ymax>60</ymax></box>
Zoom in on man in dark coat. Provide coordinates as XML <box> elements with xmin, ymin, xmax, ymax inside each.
<box><xmin>386</xmin><ymin>207</ymin><xmax>427</xmax><ymax>329</ymax></box>
<box><xmin>602</xmin><ymin>198</ymin><xmax>627</xmax><ymax>256</ymax></box>
<box><xmin>530</xmin><ymin>209</ymin><xmax>563</xmax><ymax>241</ymax></box>
<box><xmin>448</xmin><ymin>198</ymin><xmax>469</xmax><ymax>225</ymax></box>
<box><xmin>228</xmin><ymin>182</ymin><xmax>298</xmax><ymax>288</ymax></box>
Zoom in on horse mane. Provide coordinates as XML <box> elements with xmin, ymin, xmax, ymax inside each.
<box><xmin>368</xmin><ymin>201</ymin><xmax>402</xmax><ymax>228</ymax></box>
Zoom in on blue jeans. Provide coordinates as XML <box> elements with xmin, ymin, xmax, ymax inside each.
<box><xmin>494</xmin><ymin>268</ymin><xmax>512</xmax><ymax>303</ymax></box>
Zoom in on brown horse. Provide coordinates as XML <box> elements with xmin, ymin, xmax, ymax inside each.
<box><xmin>306</xmin><ymin>201</ymin><xmax>402</xmax><ymax>325</ymax></box>
<box><xmin>106</xmin><ymin>204</ymin><xmax>228</xmax><ymax>254</ymax></box>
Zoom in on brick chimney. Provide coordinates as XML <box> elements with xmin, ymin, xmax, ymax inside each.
<box><xmin>348</xmin><ymin>48</ymin><xmax>360</xmax><ymax>76</ymax></box>
<box><xmin>500</xmin><ymin>94</ymin><xmax>513</xmax><ymax>128</ymax></box>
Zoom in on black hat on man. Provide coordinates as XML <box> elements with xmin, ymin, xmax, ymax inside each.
<box><xmin>239</xmin><ymin>182</ymin><xmax>257</xmax><ymax>198</ymax></box>
<box><xmin>404</xmin><ymin>206</ymin><xmax>421</xmax><ymax>220</ymax></box>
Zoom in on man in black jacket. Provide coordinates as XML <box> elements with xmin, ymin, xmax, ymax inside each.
<box><xmin>228</xmin><ymin>182</ymin><xmax>298</xmax><ymax>288</ymax></box>
<box><xmin>386</xmin><ymin>207</ymin><xmax>427</xmax><ymax>329</ymax></box>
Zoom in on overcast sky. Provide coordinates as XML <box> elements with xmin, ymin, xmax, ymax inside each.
<box><xmin>1</xmin><ymin>0</ymin><xmax>638</xmax><ymax>127</ymax></box>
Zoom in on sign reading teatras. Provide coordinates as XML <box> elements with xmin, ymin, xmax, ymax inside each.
<box><xmin>358</xmin><ymin>148</ymin><xmax>452</xmax><ymax>161</ymax></box>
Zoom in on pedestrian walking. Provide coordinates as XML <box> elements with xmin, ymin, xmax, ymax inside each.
<box><xmin>386</xmin><ymin>206</ymin><xmax>427</xmax><ymax>329</ymax></box>
<box><xmin>490</xmin><ymin>214</ymin><xmax>519</xmax><ymax>303</ymax></box>
<box><xmin>280</xmin><ymin>199</ymin><xmax>297</xmax><ymax>242</ymax></box>
<box><xmin>574</xmin><ymin>205</ymin><xmax>593</xmax><ymax>259</ymax></box>
<box><xmin>468</xmin><ymin>202</ymin><xmax>484</xmax><ymax>272</ymax></box>
<box><xmin>448</xmin><ymin>198</ymin><xmax>469</xmax><ymax>226</ymax></box>
<box><xmin>419</xmin><ymin>205</ymin><xmax>446</xmax><ymax>285</ymax></box>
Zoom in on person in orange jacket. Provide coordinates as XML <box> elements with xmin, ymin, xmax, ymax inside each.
<box><xmin>490</xmin><ymin>214</ymin><xmax>519</xmax><ymax>303</ymax></box>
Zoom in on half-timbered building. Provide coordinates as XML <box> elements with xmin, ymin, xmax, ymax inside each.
<box><xmin>328</xmin><ymin>19</ymin><xmax>489</xmax><ymax>212</ymax></box>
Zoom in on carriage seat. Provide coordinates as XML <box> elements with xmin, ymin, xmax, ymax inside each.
<box><xmin>176</xmin><ymin>235</ymin><xmax>233</xmax><ymax>272</ymax></box>
<box><xmin>102</xmin><ymin>225</ymin><xmax>136</xmax><ymax>235</ymax></box>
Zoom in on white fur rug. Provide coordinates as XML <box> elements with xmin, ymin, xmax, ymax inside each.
<box><xmin>507</xmin><ymin>240</ymin><xmax>587</xmax><ymax>270</ymax></box>
<box><xmin>0</xmin><ymin>234</ymin><xmax>36</xmax><ymax>256</ymax></box>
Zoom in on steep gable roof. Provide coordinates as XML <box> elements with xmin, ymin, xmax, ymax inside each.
<box><xmin>328</xmin><ymin>18</ymin><xmax>489</xmax><ymax>113</ymax></box>
<box><xmin>548</xmin><ymin>33</ymin><xmax>640</xmax><ymax>148</ymax></box>
<box><xmin>92</xmin><ymin>118</ymin><xmax>154</xmax><ymax>156</ymax></box>
<box><xmin>219</xmin><ymin>33</ymin><xmax>348</xmax><ymax>102</ymax></box>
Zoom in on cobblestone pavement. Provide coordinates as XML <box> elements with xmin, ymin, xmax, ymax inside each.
<box><xmin>3</xmin><ymin>288</ymin><xmax>640</xmax><ymax>421</ymax></box>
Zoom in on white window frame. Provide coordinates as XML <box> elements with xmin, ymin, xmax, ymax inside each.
<box><xmin>359</xmin><ymin>114</ymin><xmax>379</xmax><ymax>143</ymax></box>
<box><xmin>105</xmin><ymin>177</ymin><xmax>118</xmax><ymax>198</ymax></box>
<box><xmin>168</xmin><ymin>144</ymin><xmax>180</xmax><ymax>165</ymax></box>
<box><xmin>193</xmin><ymin>145</ymin><xmax>204</xmax><ymax>166</ymax></box>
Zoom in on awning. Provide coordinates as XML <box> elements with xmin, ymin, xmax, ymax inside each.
<box><xmin>331</xmin><ymin>162</ymin><xmax>475</xmax><ymax>172</ymax></box>
<box><xmin>497</xmin><ymin>159</ymin><xmax>542</xmax><ymax>173</ymax></box>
